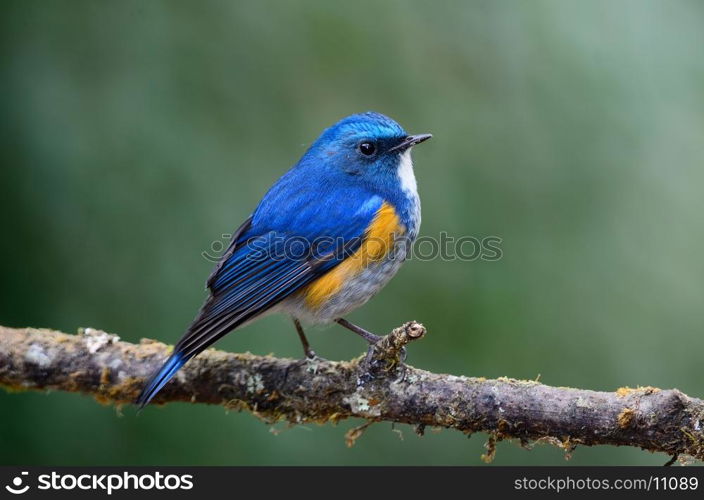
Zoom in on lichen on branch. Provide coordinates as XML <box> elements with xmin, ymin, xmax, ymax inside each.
<box><xmin>1</xmin><ymin>323</ymin><xmax>703</xmax><ymax>463</ymax></box>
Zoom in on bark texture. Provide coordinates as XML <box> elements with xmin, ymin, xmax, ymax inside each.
<box><xmin>1</xmin><ymin>323</ymin><xmax>703</xmax><ymax>462</ymax></box>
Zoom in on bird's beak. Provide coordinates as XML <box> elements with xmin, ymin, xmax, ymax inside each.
<box><xmin>389</xmin><ymin>133</ymin><xmax>433</xmax><ymax>152</ymax></box>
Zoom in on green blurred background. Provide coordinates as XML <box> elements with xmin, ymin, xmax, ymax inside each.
<box><xmin>2</xmin><ymin>0</ymin><xmax>703</xmax><ymax>465</ymax></box>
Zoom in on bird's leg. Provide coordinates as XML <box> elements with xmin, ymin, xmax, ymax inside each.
<box><xmin>292</xmin><ymin>318</ymin><xmax>317</xmax><ymax>359</ymax></box>
<box><xmin>335</xmin><ymin>318</ymin><xmax>382</xmax><ymax>344</ymax></box>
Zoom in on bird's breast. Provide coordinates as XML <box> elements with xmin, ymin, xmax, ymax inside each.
<box><xmin>302</xmin><ymin>201</ymin><xmax>405</xmax><ymax>309</ymax></box>
<box><xmin>281</xmin><ymin>200</ymin><xmax>415</xmax><ymax>323</ymax></box>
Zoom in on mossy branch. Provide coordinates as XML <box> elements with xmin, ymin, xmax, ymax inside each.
<box><xmin>1</xmin><ymin>323</ymin><xmax>703</xmax><ymax>463</ymax></box>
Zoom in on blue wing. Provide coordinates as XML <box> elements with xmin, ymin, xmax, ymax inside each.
<box><xmin>136</xmin><ymin>179</ymin><xmax>382</xmax><ymax>408</ymax></box>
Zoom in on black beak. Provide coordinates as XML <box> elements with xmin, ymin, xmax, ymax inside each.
<box><xmin>389</xmin><ymin>133</ymin><xmax>433</xmax><ymax>152</ymax></box>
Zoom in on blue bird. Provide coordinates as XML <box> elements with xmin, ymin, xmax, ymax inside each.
<box><xmin>136</xmin><ymin>112</ymin><xmax>431</xmax><ymax>408</ymax></box>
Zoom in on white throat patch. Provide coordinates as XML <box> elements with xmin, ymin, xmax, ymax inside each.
<box><xmin>397</xmin><ymin>149</ymin><xmax>421</xmax><ymax>235</ymax></box>
<box><xmin>397</xmin><ymin>150</ymin><xmax>418</xmax><ymax>198</ymax></box>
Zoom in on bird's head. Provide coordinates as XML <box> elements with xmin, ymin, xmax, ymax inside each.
<box><xmin>303</xmin><ymin>112</ymin><xmax>431</xmax><ymax>189</ymax></box>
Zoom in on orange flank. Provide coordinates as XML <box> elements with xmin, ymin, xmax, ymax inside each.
<box><xmin>302</xmin><ymin>202</ymin><xmax>405</xmax><ymax>308</ymax></box>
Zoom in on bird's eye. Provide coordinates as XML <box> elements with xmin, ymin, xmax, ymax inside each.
<box><xmin>358</xmin><ymin>142</ymin><xmax>376</xmax><ymax>156</ymax></box>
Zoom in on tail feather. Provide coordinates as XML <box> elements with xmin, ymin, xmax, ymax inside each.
<box><xmin>135</xmin><ymin>224</ymin><xmax>338</xmax><ymax>410</ymax></box>
<box><xmin>136</xmin><ymin>352</ymin><xmax>188</xmax><ymax>409</ymax></box>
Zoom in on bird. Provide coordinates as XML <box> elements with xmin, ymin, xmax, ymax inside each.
<box><xmin>136</xmin><ymin>111</ymin><xmax>432</xmax><ymax>408</ymax></box>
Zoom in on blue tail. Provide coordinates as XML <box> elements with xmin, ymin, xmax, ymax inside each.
<box><xmin>136</xmin><ymin>352</ymin><xmax>188</xmax><ymax>409</ymax></box>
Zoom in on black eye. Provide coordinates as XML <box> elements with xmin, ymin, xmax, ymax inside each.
<box><xmin>358</xmin><ymin>141</ymin><xmax>376</xmax><ymax>156</ymax></box>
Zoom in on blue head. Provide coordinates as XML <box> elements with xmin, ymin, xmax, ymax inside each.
<box><xmin>300</xmin><ymin>112</ymin><xmax>432</xmax><ymax>196</ymax></box>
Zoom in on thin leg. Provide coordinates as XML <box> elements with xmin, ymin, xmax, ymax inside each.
<box><xmin>335</xmin><ymin>318</ymin><xmax>382</xmax><ymax>344</ymax></box>
<box><xmin>293</xmin><ymin>318</ymin><xmax>316</xmax><ymax>359</ymax></box>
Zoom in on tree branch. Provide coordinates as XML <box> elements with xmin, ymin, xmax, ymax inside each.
<box><xmin>1</xmin><ymin>323</ymin><xmax>703</xmax><ymax>462</ymax></box>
